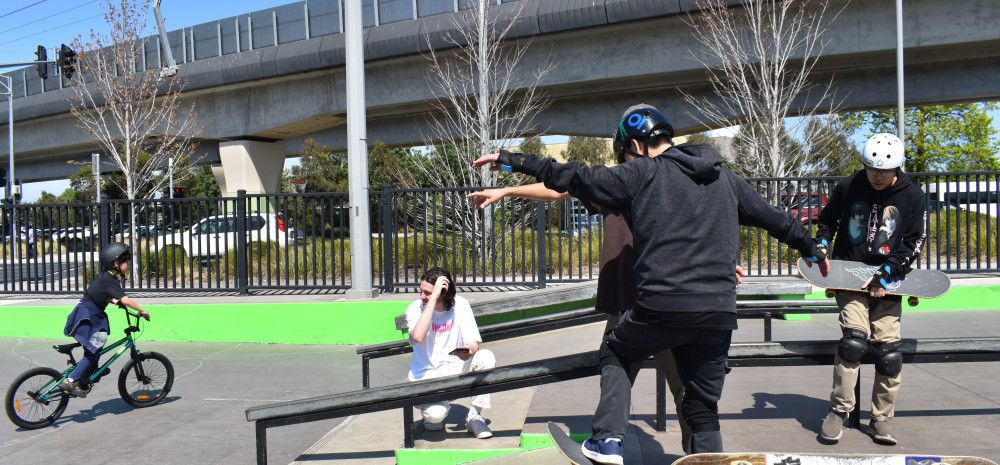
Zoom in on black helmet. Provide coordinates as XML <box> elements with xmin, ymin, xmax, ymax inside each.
<box><xmin>613</xmin><ymin>104</ymin><xmax>674</xmax><ymax>162</ymax></box>
<box><xmin>100</xmin><ymin>243</ymin><xmax>132</xmax><ymax>271</ymax></box>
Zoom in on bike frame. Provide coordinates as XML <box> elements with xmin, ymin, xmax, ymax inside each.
<box><xmin>34</xmin><ymin>311</ymin><xmax>143</xmax><ymax>402</ymax></box>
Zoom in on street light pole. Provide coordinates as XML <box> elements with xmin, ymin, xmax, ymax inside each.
<box><xmin>344</xmin><ymin>0</ymin><xmax>377</xmax><ymax>299</ymax></box>
<box><xmin>2</xmin><ymin>74</ymin><xmax>18</xmax><ymax>260</ymax></box>
<box><xmin>92</xmin><ymin>153</ymin><xmax>101</xmax><ymax>203</ymax></box>
<box><xmin>895</xmin><ymin>0</ymin><xmax>905</xmax><ymax>142</ymax></box>
<box><xmin>168</xmin><ymin>156</ymin><xmax>174</xmax><ymax>198</ymax></box>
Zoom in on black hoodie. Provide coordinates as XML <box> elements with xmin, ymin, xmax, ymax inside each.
<box><xmin>816</xmin><ymin>170</ymin><xmax>927</xmax><ymax>276</ymax></box>
<box><xmin>501</xmin><ymin>144</ymin><xmax>816</xmax><ymax>316</ymax></box>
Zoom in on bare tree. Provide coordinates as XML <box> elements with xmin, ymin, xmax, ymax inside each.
<box><xmin>67</xmin><ymin>0</ymin><xmax>198</xmax><ymax>239</ymax></box>
<box><xmin>682</xmin><ymin>0</ymin><xmax>846</xmax><ymax>178</ymax></box>
<box><xmin>401</xmin><ymin>0</ymin><xmax>556</xmax><ymax>277</ymax></box>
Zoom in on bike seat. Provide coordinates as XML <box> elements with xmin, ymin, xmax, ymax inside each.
<box><xmin>53</xmin><ymin>342</ymin><xmax>82</xmax><ymax>354</ymax></box>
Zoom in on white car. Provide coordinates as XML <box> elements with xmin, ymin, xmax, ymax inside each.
<box><xmin>155</xmin><ymin>213</ymin><xmax>291</xmax><ymax>257</ymax></box>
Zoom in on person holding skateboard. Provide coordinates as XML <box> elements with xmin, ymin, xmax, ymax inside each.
<box><xmin>816</xmin><ymin>133</ymin><xmax>927</xmax><ymax>445</ymax></box>
<box><xmin>474</xmin><ymin>105</ymin><xmax>827</xmax><ymax>463</ymax></box>
<box><xmin>405</xmin><ymin>267</ymin><xmax>496</xmax><ymax>439</ymax></box>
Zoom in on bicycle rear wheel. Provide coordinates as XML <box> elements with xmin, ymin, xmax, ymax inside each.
<box><xmin>118</xmin><ymin>351</ymin><xmax>174</xmax><ymax>408</ymax></box>
<box><xmin>5</xmin><ymin>367</ymin><xmax>70</xmax><ymax>430</ymax></box>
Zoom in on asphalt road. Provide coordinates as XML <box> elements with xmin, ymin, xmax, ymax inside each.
<box><xmin>0</xmin><ymin>337</ymin><xmax>404</xmax><ymax>465</ymax></box>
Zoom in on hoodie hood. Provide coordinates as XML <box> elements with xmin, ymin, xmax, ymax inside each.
<box><xmin>664</xmin><ymin>144</ymin><xmax>723</xmax><ymax>182</ymax></box>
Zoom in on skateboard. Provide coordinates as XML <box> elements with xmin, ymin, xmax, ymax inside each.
<box><xmin>672</xmin><ymin>452</ymin><xmax>996</xmax><ymax>465</ymax></box>
<box><xmin>797</xmin><ymin>258</ymin><xmax>950</xmax><ymax>306</ymax></box>
<box><xmin>548</xmin><ymin>422</ymin><xmax>595</xmax><ymax>465</ymax></box>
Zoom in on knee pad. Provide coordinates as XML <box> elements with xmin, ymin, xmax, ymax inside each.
<box><xmin>422</xmin><ymin>403</ymin><xmax>450</xmax><ymax>424</ymax></box>
<box><xmin>837</xmin><ymin>328</ymin><xmax>869</xmax><ymax>363</ymax></box>
<box><xmin>874</xmin><ymin>341</ymin><xmax>903</xmax><ymax>377</ymax></box>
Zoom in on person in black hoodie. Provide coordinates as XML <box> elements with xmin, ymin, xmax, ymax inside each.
<box><xmin>816</xmin><ymin>133</ymin><xmax>926</xmax><ymax>446</ymax></box>
<box><xmin>474</xmin><ymin>105</ymin><xmax>828</xmax><ymax>463</ymax></box>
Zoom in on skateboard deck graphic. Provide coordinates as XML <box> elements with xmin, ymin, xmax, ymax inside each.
<box><xmin>797</xmin><ymin>258</ymin><xmax>950</xmax><ymax>305</ymax></box>
<box><xmin>672</xmin><ymin>452</ymin><xmax>996</xmax><ymax>465</ymax></box>
<box><xmin>547</xmin><ymin>422</ymin><xmax>595</xmax><ymax>465</ymax></box>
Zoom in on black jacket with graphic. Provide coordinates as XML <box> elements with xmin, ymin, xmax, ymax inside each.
<box><xmin>501</xmin><ymin>144</ymin><xmax>817</xmax><ymax>315</ymax></box>
<box><xmin>816</xmin><ymin>170</ymin><xmax>927</xmax><ymax>275</ymax></box>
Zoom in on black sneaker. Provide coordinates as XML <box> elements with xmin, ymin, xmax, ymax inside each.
<box><xmin>819</xmin><ymin>409</ymin><xmax>847</xmax><ymax>441</ymax></box>
<box><xmin>58</xmin><ymin>379</ymin><xmax>88</xmax><ymax>398</ymax></box>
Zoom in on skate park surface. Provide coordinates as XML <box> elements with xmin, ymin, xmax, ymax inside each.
<box><xmin>2</xmin><ymin>276</ymin><xmax>1000</xmax><ymax>464</ymax></box>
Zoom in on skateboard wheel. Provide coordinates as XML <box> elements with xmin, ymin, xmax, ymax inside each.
<box><xmin>908</xmin><ymin>296</ymin><xmax>918</xmax><ymax>306</ymax></box>
<box><xmin>825</xmin><ymin>289</ymin><xmax>835</xmax><ymax>298</ymax></box>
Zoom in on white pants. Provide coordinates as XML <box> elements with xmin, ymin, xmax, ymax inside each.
<box><xmin>416</xmin><ymin>349</ymin><xmax>496</xmax><ymax>423</ymax></box>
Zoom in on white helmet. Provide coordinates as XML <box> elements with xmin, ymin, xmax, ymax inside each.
<box><xmin>862</xmin><ymin>133</ymin><xmax>905</xmax><ymax>169</ymax></box>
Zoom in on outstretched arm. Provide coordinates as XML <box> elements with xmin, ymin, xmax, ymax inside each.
<box><xmin>473</xmin><ymin>151</ymin><xmax>641</xmax><ymax>213</ymax></box>
<box><xmin>732</xmin><ymin>174</ymin><xmax>828</xmax><ymax>275</ymax></box>
<box><xmin>466</xmin><ymin>183</ymin><xmax>570</xmax><ymax>209</ymax></box>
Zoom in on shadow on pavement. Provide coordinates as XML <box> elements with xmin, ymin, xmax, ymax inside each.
<box><xmin>57</xmin><ymin>395</ymin><xmax>181</xmax><ymax>425</ymax></box>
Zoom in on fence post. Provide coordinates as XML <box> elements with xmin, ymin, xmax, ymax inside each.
<box><xmin>236</xmin><ymin>190</ymin><xmax>249</xmax><ymax>295</ymax></box>
<box><xmin>535</xmin><ymin>200</ymin><xmax>547</xmax><ymax>289</ymax></box>
<box><xmin>380</xmin><ymin>188</ymin><xmax>394</xmax><ymax>292</ymax></box>
<box><xmin>98</xmin><ymin>200</ymin><xmax>110</xmax><ymax>249</ymax></box>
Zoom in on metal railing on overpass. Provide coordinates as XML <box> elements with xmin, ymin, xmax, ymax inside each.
<box><xmin>1</xmin><ymin>0</ymin><xmax>521</xmax><ymax>100</ymax></box>
<box><xmin>1</xmin><ymin>172</ymin><xmax>998</xmax><ymax>294</ymax></box>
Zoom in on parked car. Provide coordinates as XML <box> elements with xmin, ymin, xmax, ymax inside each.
<box><xmin>53</xmin><ymin>227</ymin><xmax>96</xmax><ymax>252</ymax></box>
<box><xmin>783</xmin><ymin>192</ymin><xmax>829</xmax><ymax>224</ymax></box>
<box><xmin>155</xmin><ymin>212</ymin><xmax>290</xmax><ymax>257</ymax></box>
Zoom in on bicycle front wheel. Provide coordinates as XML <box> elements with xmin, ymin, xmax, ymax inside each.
<box><xmin>5</xmin><ymin>367</ymin><xmax>70</xmax><ymax>430</ymax></box>
<box><xmin>118</xmin><ymin>351</ymin><xmax>174</xmax><ymax>408</ymax></box>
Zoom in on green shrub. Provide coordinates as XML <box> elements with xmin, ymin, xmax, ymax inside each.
<box><xmin>140</xmin><ymin>245</ymin><xmax>188</xmax><ymax>278</ymax></box>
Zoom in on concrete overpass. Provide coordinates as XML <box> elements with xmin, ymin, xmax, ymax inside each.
<box><xmin>2</xmin><ymin>0</ymin><xmax>999</xmax><ymax>194</ymax></box>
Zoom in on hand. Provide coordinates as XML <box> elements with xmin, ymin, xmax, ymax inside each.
<box><xmin>861</xmin><ymin>276</ymin><xmax>887</xmax><ymax>298</ymax></box>
<box><xmin>472</xmin><ymin>153</ymin><xmax>501</xmax><ymax>170</ymax></box>
<box><xmin>802</xmin><ymin>238</ymin><xmax>830</xmax><ymax>277</ymax></box>
<box><xmin>456</xmin><ymin>342</ymin><xmax>478</xmax><ymax>361</ymax></box>
<box><xmin>735</xmin><ymin>265</ymin><xmax>745</xmax><ymax>286</ymax></box>
<box><xmin>431</xmin><ymin>276</ymin><xmax>450</xmax><ymax>299</ymax></box>
<box><xmin>137</xmin><ymin>310</ymin><xmax>151</xmax><ymax>321</ymax></box>
<box><xmin>466</xmin><ymin>188</ymin><xmax>508</xmax><ymax>209</ymax></box>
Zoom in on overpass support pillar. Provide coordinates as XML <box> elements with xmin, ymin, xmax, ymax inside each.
<box><xmin>218</xmin><ymin>140</ymin><xmax>284</xmax><ymax>196</ymax></box>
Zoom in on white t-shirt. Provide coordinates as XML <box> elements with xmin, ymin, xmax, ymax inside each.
<box><xmin>405</xmin><ymin>295</ymin><xmax>482</xmax><ymax>381</ymax></box>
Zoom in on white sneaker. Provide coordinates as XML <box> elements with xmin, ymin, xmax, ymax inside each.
<box><xmin>466</xmin><ymin>416</ymin><xmax>493</xmax><ymax>439</ymax></box>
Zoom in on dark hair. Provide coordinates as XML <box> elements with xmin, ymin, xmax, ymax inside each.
<box><xmin>420</xmin><ymin>267</ymin><xmax>456</xmax><ymax>310</ymax></box>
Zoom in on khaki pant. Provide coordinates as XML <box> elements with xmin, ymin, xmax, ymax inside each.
<box><xmin>830</xmin><ymin>291</ymin><xmax>902</xmax><ymax>422</ymax></box>
<box><xmin>604</xmin><ymin>314</ymin><xmax>691</xmax><ymax>448</ymax></box>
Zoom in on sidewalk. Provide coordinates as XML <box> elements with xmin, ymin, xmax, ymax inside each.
<box><xmin>291</xmin><ymin>307</ymin><xmax>1000</xmax><ymax>465</ymax></box>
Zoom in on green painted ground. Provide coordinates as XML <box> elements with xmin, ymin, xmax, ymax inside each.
<box><xmin>393</xmin><ymin>433</ymin><xmax>589</xmax><ymax>465</ymax></box>
<box><xmin>0</xmin><ymin>301</ymin><xmax>410</xmax><ymax>345</ymax></box>
<box><xmin>1</xmin><ymin>285</ymin><xmax>995</xmax><ymax>345</ymax></box>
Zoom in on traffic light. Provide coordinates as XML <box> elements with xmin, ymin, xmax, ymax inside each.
<box><xmin>58</xmin><ymin>44</ymin><xmax>77</xmax><ymax>80</ymax></box>
<box><xmin>0</xmin><ymin>167</ymin><xmax>6</xmax><ymax>187</ymax></box>
<box><xmin>173</xmin><ymin>187</ymin><xmax>186</xmax><ymax>199</ymax></box>
<box><xmin>35</xmin><ymin>45</ymin><xmax>48</xmax><ymax>79</ymax></box>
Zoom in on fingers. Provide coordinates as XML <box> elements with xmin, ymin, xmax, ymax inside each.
<box><xmin>861</xmin><ymin>276</ymin><xmax>873</xmax><ymax>290</ymax></box>
<box><xmin>819</xmin><ymin>259</ymin><xmax>830</xmax><ymax>277</ymax></box>
<box><xmin>472</xmin><ymin>153</ymin><xmax>500</xmax><ymax>168</ymax></box>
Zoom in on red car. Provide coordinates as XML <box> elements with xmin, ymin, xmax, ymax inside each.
<box><xmin>784</xmin><ymin>192</ymin><xmax>829</xmax><ymax>224</ymax></box>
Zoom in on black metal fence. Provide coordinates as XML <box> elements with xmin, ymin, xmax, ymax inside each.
<box><xmin>1</xmin><ymin>172</ymin><xmax>997</xmax><ymax>294</ymax></box>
